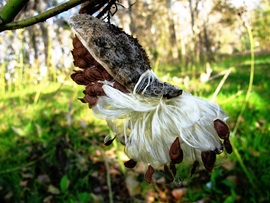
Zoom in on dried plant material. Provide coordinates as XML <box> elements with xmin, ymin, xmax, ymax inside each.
<box><xmin>169</xmin><ymin>137</ymin><xmax>183</xmax><ymax>164</ymax></box>
<box><xmin>214</xmin><ymin>119</ymin><xmax>230</xmax><ymax>139</ymax></box>
<box><xmin>124</xmin><ymin>159</ymin><xmax>137</xmax><ymax>168</ymax></box>
<box><xmin>68</xmin><ymin>14</ymin><xmax>232</xmax><ymax>182</ymax></box>
<box><xmin>69</xmin><ymin>14</ymin><xmax>182</xmax><ymax>99</ymax></box>
<box><xmin>144</xmin><ymin>165</ymin><xmax>155</xmax><ymax>184</ymax></box>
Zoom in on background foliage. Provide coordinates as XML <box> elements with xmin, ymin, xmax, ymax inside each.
<box><xmin>0</xmin><ymin>0</ymin><xmax>269</xmax><ymax>202</ymax></box>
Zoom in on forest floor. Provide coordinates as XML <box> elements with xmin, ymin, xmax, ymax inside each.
<box><xmin>0</xmin><ymin>53</ymin><xmax>270</xmax><ymax>203</ymax></box>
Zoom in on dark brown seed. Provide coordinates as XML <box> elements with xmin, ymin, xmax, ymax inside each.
<box><xmin>113</xmin><ymin>81</ymin><xmax>130</xmax><ymax>93</ymax></box>
<box><xmin>84</xmin><ymin>68</ymin><xmax>104</xmax><ymax>82</ymax></box>
<box><xmin>224</xmin><ymin>138</ymin><xmax>233</xmax><ymax>154</ymax></box>
<box><xmin>170</xmin><ymin>163</ymin><xmax>177</xmax><ymax>176</ymax></box>
<box><xmin>72</xmin><ymin>36</ymin><xmax>82</xmax><ymax>48</ymax></box>
<box><xmin>164</xmin><ymin>164</ymin><xmax>174</xmax><ymax>183</ymax></box>
<box><xmin>72</xmin><ymin>72</ymin><xmax>91</xmax><ymax>85</ymax></box>
<box><xmin>73</xmin><ymin>47</ymin><xmax>88</xmax><ymax>57</ymax></box>
<box><xmin>74</xmin><ymin>58</ymin><xmax>88</xmax><ymax>68</ymax></box>
<box><xmin>201</xmin><ymin>151</ymin><xmax>216</xmax><ymax>171</ymax></box>
<box><xmin>169</xmin><ymin>137</ymin><xmax>183</xmax><ymax>164</ymax></box>
<box><xmin>104</xmin><ymin>136</ymin><xmax>116</xmax><ymax>146</ymax></box>
<box><xmin>214</xmin><ymin>119</ymin><xmax>230</xmax><ymax>139</ymax></box>
<box><xmin>190</xmin><ymin>160</ymin><xmax>199</xmax><ymax>177</ymax></box>
<box><xmin>124</xmin><ymin>159</ymin><xmax>137</xmax><ymax>168</ymax></box>
<box><xmin>144</xmin><ymin>165</ymin><xmax>155</xmax><ymax>184</ymax></box>
<box><xmin>79</xmin><ymin>94</ymin><xmax>98</xmax><ymax>108</ymax></box>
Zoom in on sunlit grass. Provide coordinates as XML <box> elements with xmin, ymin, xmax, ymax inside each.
<box><xmin>0</xmin><ymin>53</ymin><xmax>270</xmax><ymax>202</ymax></box>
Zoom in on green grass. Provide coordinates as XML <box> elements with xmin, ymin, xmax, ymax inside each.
<box><xmin>0</xmin><ymin>53</ymin><xmax>270</xmax><ymax>202</ymax></box>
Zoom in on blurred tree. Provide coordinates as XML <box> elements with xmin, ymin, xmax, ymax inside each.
<box><xmin>253</xmin><ymin>0</ymin><xmax>270</xmax><ymax>50</ymax></box>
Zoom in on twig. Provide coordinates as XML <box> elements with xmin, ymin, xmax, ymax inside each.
<box><xmin>102</xmin><ymin>151</ymin><xmax>114</xmax><ymax>203</ymax></box>
<box><xmin>211</xmin><ymin>68</ymin><xmax>232</xmax><ymax>102</ymax></box>
<box><xmin>231</xmin><ymin>17</ymin><xmax>256</xmax><ymax>189</ymax></box>
<box><xmin>0</xmin><ymin>0</ymin><xmax>29</xmax><ymax>24</ymax></box>
<box><xmin>0</xmin><ymin>0</ymin><xmax>88</xmax><ymax>32</ymax></box>
<box><xmin>219</xmin><ymin>90</ymin><xmax>244</xmax><ymax>104</ymax></box>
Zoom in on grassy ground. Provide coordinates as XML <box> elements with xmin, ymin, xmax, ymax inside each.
<box><xmin>0</xmin><ymin>53</ymin><xmax>269</xmax><ymax>202</ymax></box>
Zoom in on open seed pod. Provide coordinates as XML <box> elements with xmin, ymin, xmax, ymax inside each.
<box><xmin>69</xmin><ymin>14</ymin><xmax>232</xmax><ymax>183</ymax></box>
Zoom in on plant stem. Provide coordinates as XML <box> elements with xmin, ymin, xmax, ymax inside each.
<box><xmin>233</xmin><ymin>24</ymin><xmax>255</xmax><ymax>136</ymax></box>
<box><xmin>0</xmin><ymin>0</ymin><xmax>88</xmax><ymax>32</ymax></box>
<box><xmin>211</xmin><ymin>68</ymin><xmax>232</xmax><ymax>102</ymax></box>
<box><xmin>232</xmin><ymin>21</ymin><xmax>256</xmax><ymax>188</ymax></box>
<box><xmin>102</xmin><ymin>152</ymin><xmax>114</xmax><ymax>203</ymax></box>
<box><xmin>0</xmin><ymin>0</ymin><xmax>29</xmax><ymax>24</ymax></box>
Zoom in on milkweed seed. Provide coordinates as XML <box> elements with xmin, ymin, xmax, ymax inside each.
<box><xmin>169</xmin><ymin>137</ymin><xmax>183</xmax><ymax>164</ymax></box>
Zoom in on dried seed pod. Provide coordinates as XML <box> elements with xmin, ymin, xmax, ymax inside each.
<box><xmin>124</xmin><ymin>159</ymin><xmax>137</xmax><ymax>168</ymax></box>
<box><xmin>144</xmin><ymin>165</ymin><xmax>155</xmax><ymax>184</ymax></box>
<box><xmin>69</xmin><ymin>14</ymin><xmax>182</xmax><ymax>98</ymax></box>
<box><xmin>214</xmin><ymin>119</ymin><xmax>230</xmax><ymax>139</ymax></box>
<box><xmin>169</xmin><ymin>137</ymin><xmax>183</xmax><ymax>164</ymax></box>
<box><xmin>190</xmin><ymin>160</ymin><xmax>199</xmax><ymax>177</ymax></box>
<box><xmin>224</xmin><ymin>138</ymin><xmax>233</xmax><ymax>154</ymax></box>
<box><xmin>201</xmin><ymin>151</ymin><xmax>216</xmax><ymax>171</ymax></box>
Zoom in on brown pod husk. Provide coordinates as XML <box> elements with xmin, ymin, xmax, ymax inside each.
<box><xmin>169</xmin><ymin>137</ymin><xmax>183</xmax><ymax>164</ymax></box>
